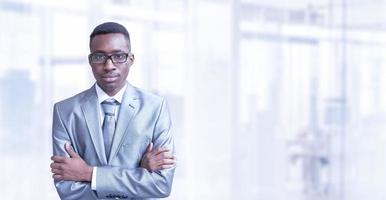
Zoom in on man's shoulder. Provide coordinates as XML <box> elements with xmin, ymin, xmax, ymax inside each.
<box><xmin>132</xmin><ymin>85</ymin><xmax>165</xmax><ymax>105</ymax></box>
<box><xmin>54</xmin><ymin>87</ymin><xmax>93</xmax><ymax>108</ymax></box>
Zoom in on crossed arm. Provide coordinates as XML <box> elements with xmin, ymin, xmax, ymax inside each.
<box><xmin>50</xmin><ymin>142</ymin><xmax>176</xmax><ymax>182</ymax></box>
<box><xmin>51</xmin><ymin>142</ymin><xmax>176</xmax><ymax>200</ymax></box>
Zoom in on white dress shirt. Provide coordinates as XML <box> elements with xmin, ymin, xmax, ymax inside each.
<box><xmin>91</xmin><ymin>82</ymin><xmax>127</xmax><ymax>190</ymax></box>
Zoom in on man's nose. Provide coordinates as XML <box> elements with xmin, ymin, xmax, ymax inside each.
<box><xmin>104</xmin><ymin>58</ymin><xmax>116</xmax><ymax>71</ymax></box>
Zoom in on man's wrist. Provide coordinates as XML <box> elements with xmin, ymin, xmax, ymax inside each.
<box><xmin>84</xmin><ymin>165</ymin><xmax>93</xmax><ymax>182</ymax></box>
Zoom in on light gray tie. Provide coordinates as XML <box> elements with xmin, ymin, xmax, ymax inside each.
<box><xmin>101</xmin><ymin>99</ymin><xmax>119</xmax><ymax>160</ymax></box>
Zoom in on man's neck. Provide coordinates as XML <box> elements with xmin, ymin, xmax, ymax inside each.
<box><xmin>97</xmin><ymin>83</ymin><xmax>126</xmax><ymax>97</ymax></box>
<box><xmin>105</xmin><ymin>87</ymin><xmax>122</xmax><ymax>97</ymax></box>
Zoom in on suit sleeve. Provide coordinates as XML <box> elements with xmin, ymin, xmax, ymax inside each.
<box><xmin>52</xmin><ymin>103</ymin><xmax>96</xmax><ymax>199</ymax></box>
<box><xmin>95</xmin><ymin>98</ymin><xmax>176</xmax><ymax>199</ymax></box>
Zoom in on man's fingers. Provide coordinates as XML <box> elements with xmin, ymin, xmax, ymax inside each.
<box><xmin>51</xmin><ymin>156</ymin><xmax>66</xmax><ymax>163</ymax></box>
<box><xmin>53</xmin><ymin>174</ymin><xmax>62</xmax><ymax>180</ymax></box>
<box><xmin>153</xmin><ymin>148</ymin><xmax>170</xmax><ymax>156</ymax></box>
<box><xmin>159</xmin><ymin>164</ymin><xmax>176</xmax><ymax>170</ymax></box>
<box><xmin>50</xmin><ymin>162</ymin><xmax>63</xmax><ymax>170</ymax></box>
<box><xmin>158</xmin><ymin>158</ymin><xmax>176</xmax><ymax>165</ymax></box>
<box><xmin>51</xmin><ymin>168</ymin><xmax>62</xmax><ymax>174</ymax></box>
<box><xmin>146</xmin><ymin>142</ymin><xmax>153</xmax><ymax>153</ymax></box>
<box><xmin>65</xmin><ymin>142</ymin><xmax>79</xmax><ymax>158</ymax></box>
<box><xmin>151</xmin><ymin>151</ymin><xmax>175</xmax><ymax>161</ymax></box>
<box><xmin>159</xmin><ymin>152</ymin><xmax>175</xmax><ymax>159</ymax></box>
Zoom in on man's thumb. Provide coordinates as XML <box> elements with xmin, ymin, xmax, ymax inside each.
<box><xmin>146</xmin><ymin>142</ymin><xmax>153</xmax><ymax>152</ymax></box>
<box><xmin>65</xmin><ymin>142</ymin><xmax>78</xmax><ymax>158</ymax></box>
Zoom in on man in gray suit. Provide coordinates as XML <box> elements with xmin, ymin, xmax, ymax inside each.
<box><xmin>50</xmin><ymin>22</ymin><xmax>176</xmax><ymax>199</ymax></box>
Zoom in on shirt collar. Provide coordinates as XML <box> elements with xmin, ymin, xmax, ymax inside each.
<box><xmin>95</xmin><ymin>82</ymin><xmax>127</xmax><ymax>104</ymax></box>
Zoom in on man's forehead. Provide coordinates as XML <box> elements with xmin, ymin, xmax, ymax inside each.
<box><xmin>90</xmin><ymin>33</ymin><xmax>129</xmax><ymax>50</ymax></box>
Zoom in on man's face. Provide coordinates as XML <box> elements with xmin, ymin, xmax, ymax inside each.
<box><xmin>89</xmin><ymin>33</ymin><xmax>133</xmax><ymax>96</ymax></box>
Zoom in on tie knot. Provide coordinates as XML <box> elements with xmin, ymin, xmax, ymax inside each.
<box><xmin>101</xmin><ymin>99</ymin><xmax>119</xmax><ymax>116</ymax></box>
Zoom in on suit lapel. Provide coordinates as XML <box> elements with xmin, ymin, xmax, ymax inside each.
<box><xmin>81</xmin><ymin>85</ymin><xmax>107</xmax><ymax>164</ymax></box>
<box><xmin>108</xmin><ymin>83</ymin><xmax>140</xmax><ymax>164</ymax></box>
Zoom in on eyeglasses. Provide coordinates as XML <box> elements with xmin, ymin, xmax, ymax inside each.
<box><xmin>88</xmin><ymin>52</ymin><xmax>129</xmax><ymax>64</ymax></box>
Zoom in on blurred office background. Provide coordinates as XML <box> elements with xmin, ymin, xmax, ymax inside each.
<box><xmin>1</xmin><ymin>0</ymin><xmax>386</xmax><ymax>199</ymax></box>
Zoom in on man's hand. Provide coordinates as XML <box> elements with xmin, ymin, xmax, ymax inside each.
<box><xmin>140</xmin><ymin>142</ymin><xmax>176</xmax><ymax>172</ymax></box>
<box><xmin>51</xmin><ymin>143</ymin><xmax>93</xmax><ymax>182</ymax></box>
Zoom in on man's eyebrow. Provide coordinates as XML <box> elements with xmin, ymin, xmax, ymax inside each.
<box><xmin>111</xmin><ymin>50</ymin><xmax>126</xmax><ymax>53</ymax></box>
<box><xmin>91</xmin><ymin>50</ymin><xmax>106</xmax><ymax>54</ymax></box>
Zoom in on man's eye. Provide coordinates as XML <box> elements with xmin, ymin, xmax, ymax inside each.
<box><xmin>93</xmin><ymin>54</ymin><xmax>106</xmax><ymax>60</ymax></box>
<box><xmin>113</xmin><ymin>54</ymin><xmax>125</xmax><ymax>59</ymax></box>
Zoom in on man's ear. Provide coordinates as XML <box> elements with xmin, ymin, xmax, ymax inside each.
<box><xmin>87</xmin><ymin>54</ymin><xmax>92</xmax><ymax>65</ymax></box>
<box><xmin>129</xmin><ymin>53</ymin><xmax>135</xmax><ymax>61</ymax></box>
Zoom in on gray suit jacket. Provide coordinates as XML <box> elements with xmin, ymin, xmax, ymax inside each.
<box><xmin>52</xmin><ymin>82</ymin><xmax>175</xmax><ymax>200</ymax></box>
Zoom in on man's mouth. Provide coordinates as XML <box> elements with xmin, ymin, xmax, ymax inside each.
<box><xmin>102</xmin><ymin>74</ymin><xmax>119</xmax><ymax>82</ymax></box>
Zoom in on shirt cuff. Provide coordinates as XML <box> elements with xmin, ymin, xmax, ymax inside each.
<box><xmin>91</xmin><ymin>166</ymin><xmax>97</xmax><ymax>190</ymax></box>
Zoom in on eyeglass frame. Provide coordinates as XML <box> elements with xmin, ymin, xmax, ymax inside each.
<box><xmin>88</xmin><ymin>52</ymin><xmax>130</xmax><ymax>65</ymax></box>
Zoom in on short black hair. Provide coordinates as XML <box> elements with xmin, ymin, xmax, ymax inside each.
<box><xmin>89</xmin><ymin>22</ymin><xmax>131</xmax><ymax>51</ymax></box>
